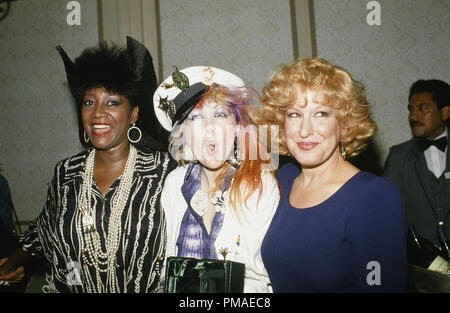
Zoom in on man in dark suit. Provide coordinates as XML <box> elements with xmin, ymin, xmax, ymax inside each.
<box><xmin>384</xmin><ymin>79</ymin><xmax>450</xmax><ymax>247</ymax></box>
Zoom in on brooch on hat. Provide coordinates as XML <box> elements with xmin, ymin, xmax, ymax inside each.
<box><xmin>157</xmin><ymin>65</ymin><xmax>190</xmax><ymax>119</ymax></box>
<box><xmin>202</xmin><ymin>67</ymin><xmax>215</xmax><ymax>86</ymax></box>
<box><xmin>171</xmin><ymin>65</ymin><xmax>189</xmax><ymax>91</ymax></box>
<box><xmin>158</xmin><ymin>95</ymin><xmax>176</xmax><ymax>120</ymax></box>
<box><xmin>161</xmin><ymin>82</ymin><xmax>175</xmax><ymax>89</ymax></box>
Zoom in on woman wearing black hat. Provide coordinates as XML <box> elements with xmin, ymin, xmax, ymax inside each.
<box><xmin>0</xmin><ymin>37</ymin><xmax>175</xmax><ymax>292</ymax></box>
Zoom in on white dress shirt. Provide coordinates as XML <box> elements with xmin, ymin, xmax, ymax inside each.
<box><xmin>424</xmin><ymin>129</ymin><xmax>447</xmax><ymax>178</ymax></box>
<box><xmin>161</xmin><ymin>165</ymin><xmax>280</xmax><ymax>293</ymax></box>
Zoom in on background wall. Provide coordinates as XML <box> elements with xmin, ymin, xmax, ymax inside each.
<box><xmin>158</xmin><ymin>0</ymin><xmax>294</xmax><ymax>92</ymax></box>
<box><xmin>0</xmin><ymin>0</ymin><xmax>99</xmax><ymax>222</ymax></box>
<box><xmin>0</xmin><ymin>0</ymin><xmax>448</xmax><ymax>222</ymax></box>
<box><xmin>313</xmin><ymin>0</ymin><xmax>450</xmax><ymax>172</ymax></box>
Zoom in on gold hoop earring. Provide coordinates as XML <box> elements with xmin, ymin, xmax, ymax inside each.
<box><xmin>84</xmin><ymin>130</ymin><xmax>89</xmax><ymax>143</ymax></box>
<box><xmin>127</xmin><ymin>123</ymin><xmax>142</xmax><ymax>143</ymax></box>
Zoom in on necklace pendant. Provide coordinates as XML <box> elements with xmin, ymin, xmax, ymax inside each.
<box><xmin>190</xmin><ymin>190</ymin><xmax>209</xmax><ymax>216</ymax></box>
<box><xmin>82</xmin><ymin>213</ymin><xmax>95</xmax><ymax>232</ymax></box>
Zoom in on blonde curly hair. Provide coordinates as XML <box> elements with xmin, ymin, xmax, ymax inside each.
<box><xmin>259</xmin><ymin>57</ymin><xmax>377</xmax><ymax>158</ymax></box>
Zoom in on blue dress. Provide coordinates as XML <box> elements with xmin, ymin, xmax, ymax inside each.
<box><xmin>261</xmin><ymin>163</ymin><xmax>407</xmax><ymax>292</ymax></box>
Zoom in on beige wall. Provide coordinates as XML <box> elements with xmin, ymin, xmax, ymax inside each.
<box><xmin>158</xmin><ymin>0</ymin><xmax>294</xmax><ymax>92</ymax></box>
<box><xmin>313</xmin><ymin>0</ymin><xmax>450</xmax><ymax>170</ymax></box>
<box><xmin>0</xmin><ymin>0</ymin><xmax>99</xmax><ymax>221</ymax></box>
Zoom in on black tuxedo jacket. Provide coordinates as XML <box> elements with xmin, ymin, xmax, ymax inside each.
<box><xmin>383</xmin><ymin>137</ymin><xmax>450</xmax><ymax>245</ymax></box>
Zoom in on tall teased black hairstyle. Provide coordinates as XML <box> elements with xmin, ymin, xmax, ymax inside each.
<box><xmin>56</xmin><ymin>36</ymin><xmax>169</xmax><ymax>152</ymax></box>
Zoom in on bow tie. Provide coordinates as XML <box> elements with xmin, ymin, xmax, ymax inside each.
<box><xmin>418</xmin><ymin>137</ymin><xmax>447</xmax><ymax>152</ymax></box>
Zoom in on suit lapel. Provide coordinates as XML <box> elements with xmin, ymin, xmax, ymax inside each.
<box><xmin>443</xmin><ymin>136</ymin><xmax>450</xmax><ymax>223</ymax></box>
<box><xmin>445</xmin><ymin>134</ymin><xmax>450</xmax><ymax>172</ymax></box>
<box><xmin>412</xmin><ymin>139</ymin><xmax>438</xmax><ymax>219</ymax></box>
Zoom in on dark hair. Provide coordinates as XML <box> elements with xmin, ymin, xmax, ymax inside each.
<box><xmin>72</xmin><ymin>43</ymin><xmax>140</xmax><ymax>105</ymax></box>
<box><xmin>408</xmin><ymin>79</ymin><xmax>450</xmax><ymax>110</ymax></box>
<box><xmin>58</xmin><ymin>38</ymin><xmax>169</xmax><ymax>152</ymax></box>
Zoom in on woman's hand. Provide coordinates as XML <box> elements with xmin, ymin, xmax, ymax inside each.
<box><xmin>0</xmin><ymin>257</ymin><xmax>25</xmax><ymax>284</ymax></box>
<box><xmin>0</xmin><ymin>247</ymin><xmax>30</xmax><ymax>285</ymax></box>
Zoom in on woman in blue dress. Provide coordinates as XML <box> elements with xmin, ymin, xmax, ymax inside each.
<box><xmin>259</xmin><ymin>58</ymin><xmax>407</xmax><ymax>292</ymax></box>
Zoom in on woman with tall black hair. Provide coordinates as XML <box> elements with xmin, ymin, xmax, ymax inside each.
<box><xmin>0</xmin><ymin>37</ymin><xmax>175</xmax><ymax>292</ymax></box>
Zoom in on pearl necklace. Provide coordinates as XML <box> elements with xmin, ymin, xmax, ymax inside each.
<box><xmin>78</xmin><ymin>145</ymin><xmax>137</xmax><ymax>293</ymax></box>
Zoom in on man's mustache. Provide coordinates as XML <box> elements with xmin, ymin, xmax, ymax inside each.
<box><xmin>409</xmin><ymin>120</ymin><xmax>424</xmax><ymax>127</ymax></box>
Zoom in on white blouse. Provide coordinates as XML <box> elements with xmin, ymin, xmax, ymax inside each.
<box><xmin>161</xmin><ymin>165</ymin><xmax>280</xmax><ymax>293</ymax></box>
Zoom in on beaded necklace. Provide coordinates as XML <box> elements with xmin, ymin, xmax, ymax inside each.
<box><xmin>78</xmin><ymin>144</ymin><xmax>137</xmax><ymax>293</ymax></box>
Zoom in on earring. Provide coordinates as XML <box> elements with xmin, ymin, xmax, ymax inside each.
<box><xmin>227</xmin><ymin>137</ymin><xmax>242</xmax><ymax>169</ymax></box>
<box><xmin>127</xmin><ymin>123</ymin><xmax>142</xmax><ymax>143</ymax></box>
<box><xmin>340</xmin><ymin>144</ymin><xmax>347</xmax><ymax>160</ymax></box>
<box><xmin>83</xmin><ymin>130</ymin><xmax>89</xmax><ymax>143</ymax></box>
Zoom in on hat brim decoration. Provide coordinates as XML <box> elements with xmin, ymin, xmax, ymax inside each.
<box><xmin>153</xmin><ymin>66</ymin><xmax>245</xmax><ymax>132</ymax></box>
